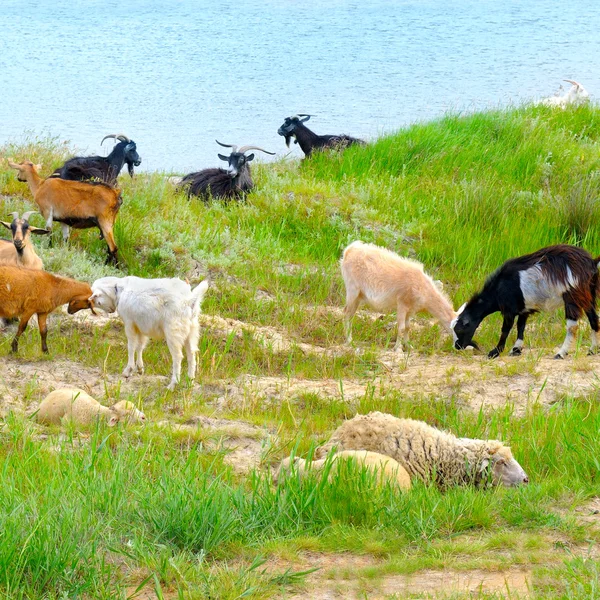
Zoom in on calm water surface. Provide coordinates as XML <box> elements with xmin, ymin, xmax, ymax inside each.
<box><xmin>1</xmin><ymin>0</ymin><xmax>599</xmax><ymax>172</ymax></box>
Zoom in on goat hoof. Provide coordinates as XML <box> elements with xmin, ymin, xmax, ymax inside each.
<box><xmin>508</xmin><ymin>347</ymin><xmax>522</xmax><ymax>356</ymax></box>
<box><xmin>487</xmin><ymin>349</ymin><xmax>500</xmax><ymax>359</ymax></box>
<box><xmin>553</xmin><ymin>353</ymin><xmax>565</xmax><ymax>360</ymax></box>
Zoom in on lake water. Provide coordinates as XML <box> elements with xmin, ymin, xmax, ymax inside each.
<box><xmin>1</xmin><ymin>0</ymin><xmax>599</xmax><ymax>173</ymax></box>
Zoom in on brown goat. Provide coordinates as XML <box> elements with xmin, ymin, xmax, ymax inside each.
<box><xmin>0</xmin><ymin>211</ymin><xmax>50</xmax><ymax>270</ymax></box>
<box><xmin>8</xmin><ymin>160</ymin><xmax>122</xmax><ymax>264</ymax></box>
<box><xmin>0</xmin><ymin>265</ymin><xmax>93</xmax><ymax>353</ymax></box>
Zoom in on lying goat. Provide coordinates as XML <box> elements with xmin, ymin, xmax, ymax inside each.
<box><xmin>453</xmin><ymin>245</ymin><xmax>600</xmax><ymax>359</ymax></box>
<box><xmin>84</xmin><ymin>276</ymin><xmax>209</xmax><ymax>390</ymax></box>
<box><xmin>179</xmin><ymin>141</ymin><xmax>275</xmax><ymax>201</ymax></box>
<box><xmin>539</xmin><ymin>80</ymin><xmax>590</xmax><ymax>108</ymax></box>
<box><xmin>0</xmin><ymin>211</ymin><xmax>50</xmax><ymax>269</ymax></box>
<box><xmin>52</xmin><ymin>134</ymin><xmax>141</xmax><ymax>185</ymax></box>
<box><xmin>277</xmin><ymin>114</ymin><xmax>365</xmax><ymax>157</ymax></box>
<box><xmin>8</xmin><ymin>160</ymin><xmax>122</xmax><ymax>264</ymax></box>
<box><xmin>341</xmin><ymin>241</ymin><xmax>457</xmax><ymax>353</ymax></box>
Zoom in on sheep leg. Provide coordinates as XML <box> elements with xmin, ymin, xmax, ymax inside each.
<box><xmin>11</xmin><ymin>313</ymin><xmax>33</xmax><ymax>353</ymax></box>
<box><xmin>556</xmin><ymin>301</ymin><xmax>581</xmax><ymax>359</ymax></box>
<box><xmin>343</xmin><ymin>289</ymin><xmax>361</xmax><ymax>345</ymax></box>
<box><xmin>394</xmin><ymin>305</ymin><xmax>408</xmax><ymax>353</ymax></box>
<box><xmin>37</xmin><ymin>313</ymin><xmax>49</xmax><ymax>354</ymax></box>
<box><xmin>166</xmin><ymin>337</ymin><xmax>184</xmax><ymax>391</ymax></box>
<box><xmin>509</xmin><ymin>313</ymin><xmax>529</xmax><ymax>356</ymax></box>
<box><xmin>488</xmin><ymin>313</ymin><xmax>515</xmax><ymax>358</ymax></box>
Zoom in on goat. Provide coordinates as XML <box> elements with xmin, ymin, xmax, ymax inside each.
<box><xmin>277</xmin><ymin>114</ymin><xmax>365</xmax><ymax>157</ymax></box>
<box><xmin>179</xmin><ymin>141</ymin><xmax>275</xmax><ymax>201</ymax></box>
<box><xmin>452</xmin><ymin>245</ymin><xmax>600</xmax><ymax>359</ymax></box>
<box><xmin>82</xmin><ymin>276</ymin><xmax>210</xmax><ymax>390</ymax></box>
<box><xmin>8</xmin><ymin>160</ymin><xmax>122</xmax><ymax>264</ymax></box>
<box><xmin>341</xmin><ymin>241</ymin><xmax>457</xmax><ymax>354</ymax></box>
<box><xmin>0</xmin><ymin>265</ymin><xmax>93</xmax><ymax>354</ymax></box>
<box><xmin>51</xmin><ymin>134</ymin><xmax>141</xmax><ymax>185</ymax></box>
<box><xmin>0</xmin><ymin>211</ymin><xmax>50</xmax><ymax>270</ymax></box>
<box><xmin>539</xmin><ymin>80</ymin><xmax>590</xmax><ymax>108</ymax></box>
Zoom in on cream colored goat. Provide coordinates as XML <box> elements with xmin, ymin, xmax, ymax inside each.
<box><xmin>36</xmin><ymin>388</ymin><xmax>146</xmax><ymax>426</ymax></box>
<box><xmin>341</xmin><ymin>241</ymin><xmax>457</xmax><ymax>353</ymax></box>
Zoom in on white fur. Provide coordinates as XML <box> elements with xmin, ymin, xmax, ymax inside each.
<box><xmin>90</xmin><ymin>276</ymin><xmax>209</xmax><ymax>390</ymax></box>
<box><xmin>519</xmin><ymin>264</ymin><xmax>572</xmax><ymax>312</ymax></box>
<box><xmin>539</xmin><ymin>80</ymin><xmax>590</xmax><ymax>108</ymax></box>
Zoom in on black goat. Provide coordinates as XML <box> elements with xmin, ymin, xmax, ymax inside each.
<box><xmin>52</xmin><ymin>134</ymin><xmax>141</xmax><ymax>185</ymax></box>
<box><xmin>277</xmin><ymin>114</ymin><xmax>365</xmax><ymax>157</ymax></box>
<box><xmin>452</xmin><ymin>245</ymin><xmax>600</xmax><ymax>359</ymax></box>
<box><xmin>179</xmin><ymin>141</ymin><xmax>275</xmax><ymax>201</ymax></box>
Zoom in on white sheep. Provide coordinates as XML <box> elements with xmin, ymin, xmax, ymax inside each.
<box><xmin>89</xmin><ymin>276</ymin><xmax>209</xmax><ymax>390</ymax></box>
<box><xmin>36</xmin><ymin>388</ymin><xmax>146</xmax><ymax>426</ymax></box>
<box><xmin>274</xmin><ymin>450</ymin><xmax>412</xmax><ymax>490</ymax></box>
<box><xmin>316</xmin><ymin>412</ymin><xmax>529</xmax><ymax>489</ymax></box>
<box><xmin>341</xmin><ymin>241</ymin><xmax>457</xmax><ymax>353</ymax></box>
<box><xmin>539</xmin><ymin>79</ymin><xmax>590</xmax><ymax>108</ymax></box>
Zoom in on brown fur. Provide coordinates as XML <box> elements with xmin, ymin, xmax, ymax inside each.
<box><xmin>0</xmin><ymin>265</ymin><xmax>93</xmax><ymax>353</ymax></box>
<box><xmin>0</xmin><ymin>216</ymin><xmax>48</xmax><ymax>270</ymax></box>
<box><xmin>8</xmin><ymin>161</ymin><xmax>122</xmax><ymax>264</ymax></box>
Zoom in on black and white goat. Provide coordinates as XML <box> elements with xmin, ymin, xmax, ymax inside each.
<box><xmin>277</xmin><ymin>114</ymin><xmax>365</xmax><ymax>157</ymax></box>
<box><xmin>52</xmin><ymin>134</ymin><xmax>141</xmax><ymax>185</ymax></box>
<box><xmin>452</xmin><ymin>245</ymin><xmax>600</xmax><ymax>359</ymax></box>
<box><xmin>179</xmin><ymin>141</ymin><xmax>275</xmax><ymax>201</ymax></box>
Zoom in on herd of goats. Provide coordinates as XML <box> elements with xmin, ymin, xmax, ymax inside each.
<box><xmin>0</xmin><ymin>85</ymin><xmax>595</xmax><ymax>490</ymax></box>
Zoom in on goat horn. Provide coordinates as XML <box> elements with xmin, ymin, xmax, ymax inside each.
<box><xmin>21</xmin><ymin>211</ymin><xmax>37</xmax><ymax>221</ymax></box>
<box><xmin>215</xmin><ymin>140</ymin><xmax>238</xmax><ymax>152</ymax></box>
<box><xmin>564</xmin><ymin>79</ymin><xmax>581</xmax><ymax>88</ymax></box>
<box><xmin>9</xmin><ymin>212</ymin><xmax>19</xmax><ymax>221</ymax></box>
<box><xmin>101</xmin><ymin>134</ymin><xmax>131</xmax><ymax>145</ymax></box>
<box><xmin>238</xmin><ymin>145</ymin><xmax>276</xmax><ymax>155</ymax></box>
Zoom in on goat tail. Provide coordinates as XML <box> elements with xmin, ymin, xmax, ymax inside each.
<box><xmin>190</xmin><ymin>279</ymin><xmax>209</xmax><ymax>314</ymax></box>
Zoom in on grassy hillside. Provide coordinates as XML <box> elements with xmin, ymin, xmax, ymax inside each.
<box><xmin>1</xmin><ymin>105</ymin><xmax>600</xmax><ymax>598</ymax></box>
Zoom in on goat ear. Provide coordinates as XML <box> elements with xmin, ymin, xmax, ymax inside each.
<box><xmin>35</xmin><ymin>164</ymin><xmax>42</xmax><ymax>171</ymax></box>
<box><xmin>245</xmin><ymin>153</ymin><xmax>255</xmax><ymax>162</ymax></box>
<box><xmin>218</xmin><ymin>154</ymin><xmax>229</xmax><ymax>162</ymax></box>
<box><xmin>0</xmin><ymin>221</ymin><xmax>11</xmax><ymax>231</ymax></box>
<box><xmin>29</xmin><ymin>227</ymin><xmax>51</xmax><ymax>236</ymax></box>
<box><xmin>300</xmin><ymin>115</ymin><xmax>311</xmax><ymax>123</ymax></box>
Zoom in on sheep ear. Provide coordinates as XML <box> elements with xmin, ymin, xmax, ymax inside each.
<box><xmin>108</xmin><ymin>415</ymin><xmax>119</xmax><ymax>427</ymax></box>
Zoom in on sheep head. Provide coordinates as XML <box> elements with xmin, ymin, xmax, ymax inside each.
<box><xmin>482</xmin><ymin>443</ymin><xmax>529</xmax><ymax>487</ymax></box>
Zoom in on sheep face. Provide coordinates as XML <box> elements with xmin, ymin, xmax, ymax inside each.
<box><xmin>218</xmin><ymin>152</ymin><xmax>253</xmax><ymax>178</ymax></box>
<box><xmin>488</xmin><ymin>450</ymin><xmax>529</xmax><ymax>487</ymax></box>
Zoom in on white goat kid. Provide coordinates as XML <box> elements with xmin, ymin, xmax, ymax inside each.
<box><xmin>90</xmin><ymin>276</ymin><xmax>209</xmax><ymax>390</ymax></box>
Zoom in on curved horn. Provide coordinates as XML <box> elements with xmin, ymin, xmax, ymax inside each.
<box><xmin>9</xmin><ymin>212</ymin><xmax>19</xmax><ymax>221</ymax></box>
<box><xmin>215</xmin><ymin>140</ymin><xmax>238</xmax><ymax>153</ymax></box>
<box><xmin>564</xmin><ymin>79</ymin><xmax>581</xmax><ymax>88</ymax></box>
<box><xmin>293</xmin><ymin>114</ymin><xmax>312</xmax><ymax>122</ymax></box>
<box><xmin>238</xmin><ymin>145</ymin><xmax>276</xmax><ymax>155</ymax></box>
<box><xmin>101</xmin><ymin>133</ymin><xmax>131</xmax><ymax>145</ymax></box>
<box><xmin>21</xmin><ymin>211</ymin><xmax>38</xmax><ymax>221</ymax></box>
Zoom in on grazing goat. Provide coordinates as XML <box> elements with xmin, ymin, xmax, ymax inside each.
<box><xmin>179</xmin><ymin>141</ymin><xmax>275</xmax><ymax>201</ymax></box>
<box><xmin>0</xmin><ymin>265</ymin><xmax>93</xmax><ymax>354</ymax></box>
<box><xmin>277</xmin><ymin>114</ymin><xmax>365</xmax><ymax>157</ymax></box>
<box><xmin>452</xmin><ymin>245</ymin><xmax>600</xmax><ymax>359</ymax></box>
<box><xmin>8</xmin><ymin>160</ymin><xmax>122</xmax><ymax>264</ymax></box>
<box><xmin>52</xmin><ymin>134</ymin><xmax>141</xmax><ymax>185</ymax></box>
<box><xmin>84</xmin><ymin>276</ymin><xmax>209</xmax><ymax>390</ymax></box>
<box><xmin>341</xmin><ymin>241</ymin><xmax>457</xmax><ymax>353</ymax></box>
<box><xmin>37</xmin><ymin>388</ymin><xmax>146</xmax><ymax>426</ymax></box>
<box><xmin>539</xmin><ymin>80</ymin><xmax>590</xmax><ymax>108</ymax></box>
<box><xmin>0</xmin><ymin>211</ymin><xmax>50</xmax><ymax>270</ymax></box>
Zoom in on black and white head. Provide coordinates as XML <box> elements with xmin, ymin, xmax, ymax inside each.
<box><xmin>451</xmin><ymin>301</ymin><xmax>481</xmax><ymax>351</ymax></box>
<box><xmin>215</xmin><ymin>140</ymin><xmax>275</xmax><ymax>177</ymax></box>
<box><xmin>277</xmin><ymin>114</ymin><xmax>311</xmax><ymax>147</ymax></box>
<box><xmin>0</xmin><ymin>211</ymin><xmax>50</xmax><ymax>254</ymax></box>
<box><xmin>102</xmin><ymin>134</ymin><xmax>142</xmax><ymax>175</ymax></box>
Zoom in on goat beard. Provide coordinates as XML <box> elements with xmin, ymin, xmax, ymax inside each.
<box><xmin>284</xmin><ymin>134</ymin><xmax>294</xmax><ymax>148</ymax></box>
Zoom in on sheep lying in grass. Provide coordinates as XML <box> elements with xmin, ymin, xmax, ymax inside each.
<box><xmin>316</xmin><ymin>412</ymin><xmax>529</xmax><ymax>489</ymax></box>
<box><xmin>36</xmin><ymin>388</ymin><xmax>146</xmax><ymax>426</ymax></box>
<box><xmin>341</xmin><ymin>241</ymin><xmax>457</xmax><ymax>353</ymax></box>
<box><xmin>274</xmin><ymin>450</ymin><xmax>412</xmax><ymax>490</ymax></box>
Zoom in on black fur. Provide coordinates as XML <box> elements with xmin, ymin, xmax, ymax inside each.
<box><xmin>277</xmin><ymin>115</ymin><xmax>365</xmax><ymax>157</ymax></box>
<box><xmin>52</xmin><ymin>140</ymin><xmax>141</xmax><ymax>185</ymax></box>
<box><xmin>453</xmin><ymin>245</ymin><xmax>600</xmax><ymax>358</ymax></box>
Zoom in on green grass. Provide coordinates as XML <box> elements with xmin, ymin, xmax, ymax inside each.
<box><xmin>1</xmin><ymin>106</ymin><xmax>600</xmax><ymax>598</ymax></box>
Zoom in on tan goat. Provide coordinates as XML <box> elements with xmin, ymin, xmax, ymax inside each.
<box><xmin>7</xmin><ymin>160</ymin><xmax>122</xmax><ymax>264</ymax></box>
<box><xmin>0</xmin><ymin>211</ymin><xmax>50</xmax><ymax>270</ymax></box>
<box><xmin>0</xmin><ymin>265</ymin><xmax>93</xmax><ymax>353</ymax></box>
<box><xmin>341</xmin><ymin>241</ymin><xmax>457</xmax><ymax>353</ymax></box>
